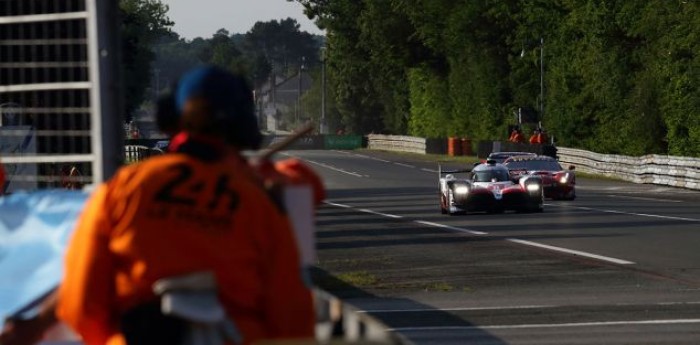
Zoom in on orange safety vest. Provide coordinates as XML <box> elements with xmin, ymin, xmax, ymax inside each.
<box><xmin>57</xmin><ymin>153</ymin><xmax>314</xmax><ymax>345</ymax></box>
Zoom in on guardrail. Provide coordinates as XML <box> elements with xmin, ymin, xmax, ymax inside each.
<box><xmin>366</xmin><ymin>134</ymin><xmax>448</xmax><ymax>154</ymax></box>
<box><xmin>556</xmin><ymin>147</ymin><xmax>700</xmax><ymax>191</ymax></box>
<box><xmin>367</xmin><ymin>134</ymin><xmax>426</xmax><ymax>154</ymax></box>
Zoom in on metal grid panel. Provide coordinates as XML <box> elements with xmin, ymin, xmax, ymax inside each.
<box><xmin>0</xmin><ymin>0</ymin><xmax>97</xmax><ymax>193</ymax></box>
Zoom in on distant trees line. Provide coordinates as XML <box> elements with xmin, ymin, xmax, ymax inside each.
<box><xmin>120</xmin><ymin>0</ymin><xmax>324</xmax><ymax>126</ymax></box>
<box><xmin>293</xmin><ymin>0</ymin><xmax>699</xmax><ymax>157</ymax></box>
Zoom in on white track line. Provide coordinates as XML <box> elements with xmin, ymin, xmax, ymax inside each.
<box><xmin>359</xmin><ymin>305</ymin><xmax>554</xmax><ymax>313</ymax></box>
<box><xmin>304</xmin><ymin>159</ymin><xmax>365</xmax><ymax>178</ymax></box>
<box><xmin>360</xmin><ymin>301</ymin><xmax>700</xmax><ymax>314</ymax></box>
<box><xmin>394</xmin><ymin>162</ymin><xmax>415</xmax><ymax>168</ymax></box>
<box><xmin>550</xmin><ymin>204</ymin><xmax>700</xmax><ymax>223</ymax></box>
<box><xmin>508</xmin><ymin>239</ymin><xmax>635</xmax><ymax>265</ymax></box>
<box><xmin>324</xmin><ymin>202</ymin><xmax>633</xmax><ymax>265</ymax></box>
<box><xmin>324</xmin><ymin>202</ymin><xmax>353</xmax><ymax>208</ymax></box>
<box><xmin>414</xmin><ymin>220</ymin><xmax>487</xmax><ymax>235</ymax></box>
<box><xmin>358</xmin><ymin>208</ymin><xmax>403</xmax><ymax>219</ymax></box>
<box><xmin>390</xmin><ymin>319</ymin><xmax>700</xmax><ymax>332</ymax></box>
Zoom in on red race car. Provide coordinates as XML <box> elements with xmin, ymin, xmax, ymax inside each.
<box><xmin>504</xmin><ymin>155</ymin><xmax>576</xmax><ymax>200</ymax></box>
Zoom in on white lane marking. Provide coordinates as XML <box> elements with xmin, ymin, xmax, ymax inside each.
<box><xmin>359</xmin><ymin>305</ymin><xmax>554</xmax><ymax>313</ymax></box>
<box><xmin>358</xmin><ymin>208</ymin><xmax>403</xmax><ymax>219</ymax></box>
<box><xmin>332</xmin><ymin>150</ymin><xmax>353</xmax><ymax>155</ymax></box>
<box><xmin>360</xmin><ymin>301</ymin><xmax>700</xmax><ymax>314</ymax></box>
<box><xmin>421</xmin><ymin>168</ymin><xmax>438</xmax><ymax>173</ymax></box>
<box><xmin>414</xmin><ymin>220</ymin><xmax>487</xmax><ymax>235</ymax></box>
<box><xmin>508</xmin><ymin>239</ymin><xmax>635</xmax><ymax>265</ymax></box>
<box><xmin>304</xmin><ymin>159</ymin><xmax>365</xmax><ymax>178</ymax></box>
<box><xmin>607</xmin><ymin>195</ymin><xmax>683</xmax><ymax>203</ymax></box>
<box><xmin>389</xmin><ymin>319</ymin><xmax>700</xmax><ymax>332</ymax></box>
<box><xmin>324</xmin><ymin>203</ymin><xmax>635</xmax><ymax>266</ymax></box>
<box><xmin>372</xmin><ymin>157</ymin><xmax>391</xmax><ymax>163</ymax></box>
<box><xmin>550</xmin><ymin>204</ymin><xmax>700</xmax><ymax>223</ymax></box>
<box><xmin>394</xmin><ymin>162</ymin><xmax>415</xmax><ymax>168</ymax></box>
<box><xmin>324</xmin><ymin>202</ymin><xmax>353</xmax><ymax>208</ymax></box>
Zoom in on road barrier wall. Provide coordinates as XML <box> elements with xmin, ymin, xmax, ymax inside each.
<box><xmin>556</xmin><ymin>147</ymin><xmax>700</xmax><ymax>191</ymax></box>
<box><xmin>367</xmin><ymin>134</ymin><xmax>450</xmax><ymax>155</ymax></box>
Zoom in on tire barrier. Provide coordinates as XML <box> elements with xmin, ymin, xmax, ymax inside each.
<box><xmin>367</xmin><ymin>134</ymin><xmax>451</xmax><ymax>155</ymax></box>
<box><xmin>556</xmin><ymin>147</ymin><xmax>700</xmax><ymax>191</ymax></box>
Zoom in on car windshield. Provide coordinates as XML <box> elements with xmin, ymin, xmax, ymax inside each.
<box><xmin>473</xmin><ymin>169</ymin><xmax>510</xmax><ymax>182</ymax></box>
<box><xmin>506</xmin><ymin>160</ymin><xmax>562</xmax><ymax>171</ymax></box>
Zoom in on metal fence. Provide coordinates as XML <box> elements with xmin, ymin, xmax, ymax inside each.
<box><xmin>0</xmin><ymin>0</ymin><xmax>122</xmax><ymax>194</ymax></box>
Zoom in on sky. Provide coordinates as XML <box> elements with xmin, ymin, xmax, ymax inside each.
<box><xmin>162</xmin><ymin>0</ymin><xmax>325</xmax><ymax>39</ymax></box>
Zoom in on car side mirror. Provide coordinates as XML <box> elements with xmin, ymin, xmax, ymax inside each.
<box><xmin>569</xmin><ymin>165</ymin><xmax>576</xmax><ymax>171</ymax></box>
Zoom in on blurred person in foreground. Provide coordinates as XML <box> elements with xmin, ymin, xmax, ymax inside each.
<box><xmin>56</xmin><ymin>66</ymin><xmax>315</xmax><ymax>345</ymax></box>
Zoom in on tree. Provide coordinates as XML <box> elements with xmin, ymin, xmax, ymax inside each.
<box><xmin>120</xmin><ymin>0</ymin><xmax>173</xmax><ymax>120</ymax></box>
<box><xmin>244</xmin><ymin>18</ymin><xmax>320</xmax><ymax>76</ymax></box>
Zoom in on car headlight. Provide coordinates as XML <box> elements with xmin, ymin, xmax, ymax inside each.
<box><xmin>559</xmin><ymin>173</ymin><xmax>569</xmax><ymax>184</ymax></box>
<box><xmin>526</xmin><ymin>183</ymin><xmax>540</xmax><ymax>192</ymax></box>
<box><xmin>454</xmin><ymin>185</ymin><xmax>469</xmax><ymax>195</ymax></box>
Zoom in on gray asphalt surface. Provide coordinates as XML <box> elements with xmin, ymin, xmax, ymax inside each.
<box><xmin>290</xmin><ymin>149</ymin><xmax>700</xmax><ymax>344</ymax></box>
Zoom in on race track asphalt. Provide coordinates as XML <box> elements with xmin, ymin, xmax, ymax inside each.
<box><xmin>289</xmin><ymin>149</ymin><xmax>700</xmax><ymax>345</ymax></box>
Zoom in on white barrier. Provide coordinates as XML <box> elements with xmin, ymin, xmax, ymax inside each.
<box><xmin>367</xmin><ymin>134</ymin><xmax>426</xmax><ymax>154</ymax></box>
<box><xmin>554</xmin><ymin>147</ymin><xmax>700</xmax><ymax>191</ymax></box>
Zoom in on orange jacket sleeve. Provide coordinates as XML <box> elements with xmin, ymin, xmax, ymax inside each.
<box><xmin>274</xmin><ymin>159</ymin><xmax>325</xmax><ymax>206</ymax></box>
<box><xmin>57</xmin><ymin>184</ymin><xmax>120</xmax><ymax>345</ymax></box>
<box><xmin>261</xmin><ymin>206</ymin><xmax>315</xmax><ymax>339</ymax></box>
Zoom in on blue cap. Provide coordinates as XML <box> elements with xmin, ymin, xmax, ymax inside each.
<box><xmin>176</xmin><ymin>66</ymin><xmax>262</xmax><ymax>149</ymax></box>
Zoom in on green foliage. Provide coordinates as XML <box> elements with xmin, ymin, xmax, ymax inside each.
<box><xmin>120</xmin><ymin>0</ymin><xmax>173</xmax><ymax>119</ymax></box>
<box><xmin>295</xmin><ymin>0</ymin><xmax>699</xmax><ymax>156</ymax></box>
<box><xmin>407</xmin><ymin>65</ymin><xmax>450</xmax><ymax>137</ymax></box>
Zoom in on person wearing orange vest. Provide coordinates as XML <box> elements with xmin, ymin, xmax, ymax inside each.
<box><xmin>529</xmin><ymin>127</ymin><xmax>548</xmax><ymax>144</ymax></box>
<box><xmin>509</xmin><ymin>127</ymin><xmax>525</xmax><ymax>143</ymax></box>
<box><xmin>529</xmin><ymin>128</ymin><xmax>540</xmax><ymax>144</ymax></box>
<box><xmin>56</xmin><ymin>67</ymin><xmax>315</xmax><ymax>345</ymax></box>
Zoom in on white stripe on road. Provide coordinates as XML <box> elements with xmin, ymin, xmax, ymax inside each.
<box><xmin>361</xmin><ymin>301</ymin><xmax>700</xmax><ymax>314</ymax></box>
<box><xmin>414</xmin><ymin>220</ymin><xmax>487</xmax><ymax>235</ymax></box>
<box><xmin>358</xmin><ymin>208</ymin><xmax>403</xmax><ymax>219</ymax></box>
<box><xmin>394</xmin><ymin>162</ymin><xmax>415</xmax><ymax>168</ymax></box>
<box><xmin>508</xmin><ymin>239</ymin><xmax>635</xmax><ymax>265</ymax></box>
<box><xmin>550</xmin><ymin>204</ymin><xmax>700</xmax><ymax>223</ymax></box>
<box><xmin>359</xmin><ymin>305</ymin><xmax>554</xmax><ymax>313</ymax></box>
<box><xmin>323</xmin><ymin>203</ymin><xmax>634</xmax><ymax>266</ymax></box>
<box><xmin>421</xmin><ymin>168</ymin><xmax>438</xmax><ymax>173</ymax></box>
<box><xmin>304</xmin><ymin>159</ymin><xmax>365</xmax><ymax>178</ymax></box>
<box><xmin>389</xmin><ymin>319</ymin><xmax>700</xmax><ymax>332</ymax></box>
<box><xmin>324</xmin><ymin>202</ymin><xmax>354</xmax><ymax>209</ymax></box>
